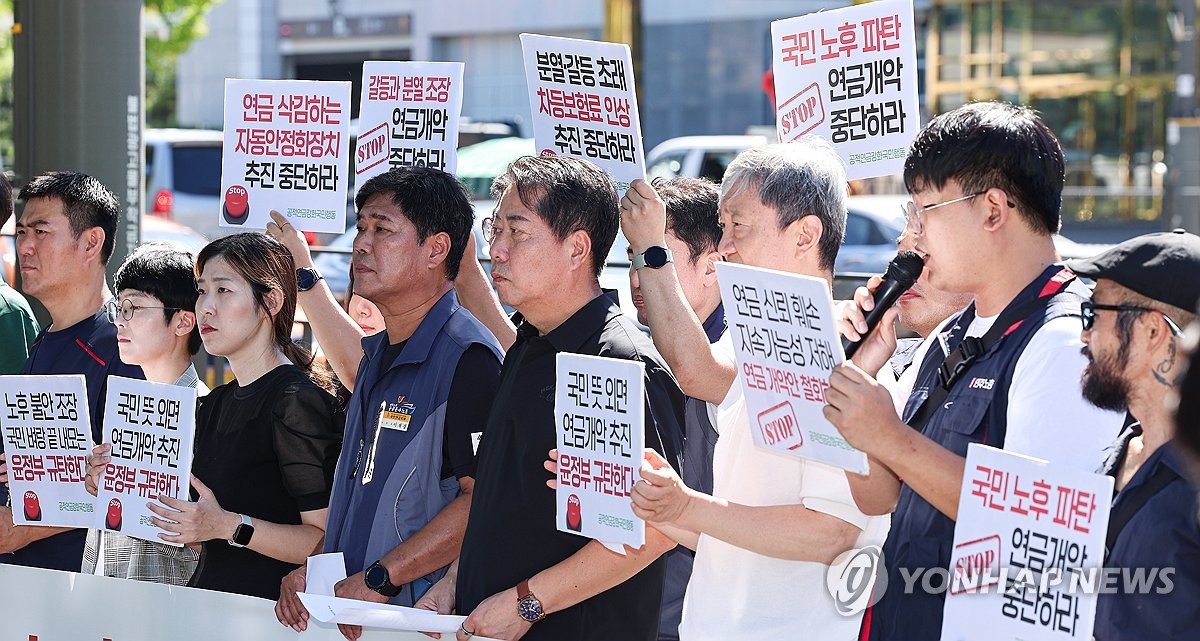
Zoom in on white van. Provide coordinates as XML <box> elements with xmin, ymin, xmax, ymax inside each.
<box><xmin>144</xmin><ymin>128</ymin><xmax>224</xmax><ymax>240</ymax></box>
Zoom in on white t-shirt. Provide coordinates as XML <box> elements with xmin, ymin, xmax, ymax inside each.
<box><xmin>679</xmin><ymin>335</ymin><xmax>887</xmax><ymax>641</ymax></box>
<box><xmin>910</xmin><ymin>312</ymin><xmax>1124</xmax><ymax>471</ymax></box>
<box><xmin>970</xmin><ymin>313</ymin><xmax>1123</xmax><ymax>470</ymax></box>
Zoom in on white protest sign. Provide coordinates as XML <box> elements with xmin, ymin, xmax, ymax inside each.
<box><xmin>0</xmin><ymin>375</ymin><xmax>94</xmax><ymax>527</ymax></box>
<box><xmin>942</xmin><ymin>444</ymin><xmax>1113</xmax><ymax>641</ymax></box>
<box><xmin>97</xmin><ymin>376</ymin><xmax>197</xmax><ymax>545</ymax></box>
<box><xmin>356</xmin><ymin>61</ymin><xmax>465</xmax><ymax>190</ymax></box>
<box><xmin>520</xmin><ymin>33</ymin><xmax>645</xmax><ymax>193</ymax></box>
<box><xmin>771</xmin><ymin>0</ymin><xmax>920</xmax><ymax>179</ymax></box>
<box><xmin>715</xmin><ymin>262</ymin><xmax>867</xmax><ymax>474</ymax></box>
<box><xmin>554</xmin><ymin>353</ymin><xmax>645</xmax><ymax>549</ymax></box>
<box><xmin>220</xmin><ymin>78</ymin><xmax>352</xmax><ymax>233</ymax></box>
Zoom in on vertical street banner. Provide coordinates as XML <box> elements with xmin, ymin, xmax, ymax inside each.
<box><xmin>554</xmin><ymin>353</ymin><xmax>645</xmax><ymax>549</ymax></box>
<box><xmin>715</xmin><ymin>262</ymin><xmax>868</xmax><ymax>474</ymax></box>
<box><xmin>0</xmin><ymin>375</ymin><xmax>94</xmax><ymax>527</ymax></box>
<box><xmin>221</xmin><ymin>78</ymin><xmax>352</xmax><ymax>234</ymax></box>
<box><xmin>356</xmin><ymin>61</ymin><xmax>465</xmax><ymax>192</ymax></box>
<box><xmin>97</xmin><ymin>376</ymin><xmax>198</xmax><ymax>544</ymax></box>
<box><xmin>771</xmin><ymin>0</ymin><xmax>920</xmax><ymax>180</ymax></box>
<box><xmin>520</xmin><ymin>33</ymin><xmax>645</xmax><ymax>194</ymax></box>
<box><xmin>942</xmin><ymin>444</ymin><xmax>1114</xmax><ymax>641</ymax></box>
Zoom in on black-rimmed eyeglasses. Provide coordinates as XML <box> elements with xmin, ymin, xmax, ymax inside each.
<box><xmin>1080</xmin><ymin>301</ymin><xmax>1184</xmax><ymax>337</ymax></box>
<box><xmin>104</xmin><ymin>298</ymin><xmax>183</xmax><ymax>324</ymax></box>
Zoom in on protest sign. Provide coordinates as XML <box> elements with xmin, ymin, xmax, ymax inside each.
<box><xmin>356</xmin><ymin>61</ymin><xmax>465</xmax><ymax>190</ymax></box>
<box><xmin>715</xmin><ymin>262</ymin><xmax>867</xmax><ymax>474</ymax></box>
<box><xmin>520</xmin><ymin>33</ymin><xmax>645</xmax><ymax>194</ymax></box>
<box><xmin>221</xmin><ymin>78</ymin><xmax>352</xmax><ymax>233</ymax></box>
<box><xmin>942</xmin><ymin>444</ymin><xmax>1114</xmax><ymax>641</ymax></box>
<box><xmin>554</xmin><ymin>353</ymin><xmax>645</xmax><ymax>549</ymax></box>
<box><xmin>0</xmin><ymin>375</ymin><xmax>94</xmax><ymax>527</ymax></box>
<box><xmin>97</xmin><ymin>376</ymin><xmax>197</xmax><ymax>544</ymax></box>
<box><xmin>771</xmin><ymin>0</ymin><xmax>920</xmax><ymax>179</ymax></box>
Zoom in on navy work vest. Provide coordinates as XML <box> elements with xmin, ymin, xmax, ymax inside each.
<box><xmin>323</xmin><ymin>290</ymin><xmax>501</xmax><ymax>606</ymax></box>
<box><xmin>866</xmin><ymin>266</ymin><xmax>1088</xmax><ymax>641</ymax></box>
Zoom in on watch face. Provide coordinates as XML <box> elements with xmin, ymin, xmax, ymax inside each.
<box><xmin>518</xmin><ymin>595</ymin><xmax>544</xmax><ymax>622</ymax></box>
<box><xmin>644</xmin><ymin>246</ymin><xmax>669</xmax><ymax>268</ymax></box>
<box><xmin>232</xmin><ymin>522</ymin><xmax>254</xmax><ymax>546</ymax></box>
<box><xmin>297</xmin><ymin>268</ymin><xmax>319</xmax><ymax>291</ymax></box>
<box><xmin>366</xmin><ymin>563</ymin><xmax>387</xmax><ymax>588</ymax></box>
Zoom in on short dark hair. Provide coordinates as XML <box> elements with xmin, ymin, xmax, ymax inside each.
<box><xmin>354</xmin><ymin>166</ymin><xmax>473</xmax><ymax>281</ymax></box>
<box><xmin>0</xmin><ymin>173</ymin><xmax>12</xmax><ymax>228</ymax></box>
<box><xmin>491</xmin><ymin>156</ymin><xmax>618</xmax><ymax>277</ymax></box>
<box><xmin>19</xmin><ymin>171</ymin><xmax>121</xmax><ymax>263</ymax></box>
<box><xmin>652</xmin><ymin>177</ymin><xmax>721</xmax><ymax>263</ymax></box>
<box><xmin>114</xmin><ymin>244</ymin><xmax>202</xmax><ymax>355</ymax></box>
<box><xmin>903</xmin><ymin>101</ymin><xmax>1064</xmax><ymax>235</ymax></box>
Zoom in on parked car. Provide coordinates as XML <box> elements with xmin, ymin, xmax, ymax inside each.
<box><xmin>645</xmin><ymin>134</ymin><xmax>769</xmax><ymax>184</ymax></box>
<box><xmin>144</xmin><ymin>128</ymin><xmax>225</xmax><ymax>240</ymax></box>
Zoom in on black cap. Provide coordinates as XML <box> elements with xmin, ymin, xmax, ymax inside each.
<box><xmin>1066</xmin><ymin>229</ymin><xmax>1200</xmax><ymax>311</ymax></box>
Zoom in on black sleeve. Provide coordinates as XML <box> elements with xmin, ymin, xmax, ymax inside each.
<box><xmin>441</xmin><ymin>343</ymin><xmax>502</xmax><ymax>480</ymax></box>
<box><xmin>642</xmin><ymin>362</ymin><xmax>687</xmax><ymax>471</ymax></box>
<box><xmin>271</xmin><ymin>381</ymin><xmax>346</xmax><ymax>511</ymax></box>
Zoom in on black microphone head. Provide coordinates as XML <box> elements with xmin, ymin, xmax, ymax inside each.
<box><xmin>885</xmin><ymin>250</ymin><xmax>925</xmax><ymax>286</ymax></box>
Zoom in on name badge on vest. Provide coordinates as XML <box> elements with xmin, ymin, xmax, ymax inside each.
<box><xmin>378</xmin><ymin>397</ymin><xmax>416</xmax><ymax>432</ymax></box>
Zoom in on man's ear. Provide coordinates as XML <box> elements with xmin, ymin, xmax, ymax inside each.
<box><xmin>80</xmin><ymin>226</ymin><xmax>105</xmax><ymax>263</ymax></box>
<box><xmin>981</xmin><ymin>188</ymin><xmax>1014</xmax><ymax>232</ymax></box>
<box><xmin>425</xmin><ymin>231</ymin><xmax>451</xmax><ymax>272</ymax></box>
<box><xmin>793</xmin><ymin>215</ymin><xmax>824</xmax><ymax>262</ymax></box>
<box><xmin>699</xmin><ymin>249</ymin><xmax>721</xmax><ymax>288</ymax></box>
<box><xmin>174</xmin><ymin>310</ymin><xmax>197</xmax><ymax>338</ymax></box>
<box><xmin>567</xmin><ymin>229</ymin><xmax>594</xmax><ymax>273</ymax></box>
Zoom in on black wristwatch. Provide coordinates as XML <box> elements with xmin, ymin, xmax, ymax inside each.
<box><xmin>364</xmin><ymin>560</ymin><xmax>402</xmax><ymax>597</ymax></box>
<box><xmin>632</xmin><ymin>245</ymin><xmax>673</xmax><ymax>270</ymax></box>
<box><xmin>228</xmin><ymin>513</ymin><xmax>254</xmax><ymax>548</ymax></box>
<box><xmin>297</xmin><ymin>267</ymin><xmax>324</xmax><ymax>292</ymax></box>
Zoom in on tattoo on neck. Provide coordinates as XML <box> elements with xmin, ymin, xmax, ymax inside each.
<box><xmin>1152</xmin><ymin>338</ymin><xmax>1177</xmax><ymax>387</ymax></box>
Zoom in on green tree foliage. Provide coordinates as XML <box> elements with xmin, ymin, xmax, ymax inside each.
<box><xmin>145</xmin><ymin>0</ymin><xmax>224</xmax><ymax>127</ymax></box>
<box><xmin>0</xmin><ymin>1</ymin><xmax>223</xmax><ymax>158</ymax></box>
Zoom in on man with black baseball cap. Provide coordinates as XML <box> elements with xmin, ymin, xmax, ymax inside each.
<box><xmin>1066</xmin><ymin>229</ymin><xmax>1200</xmax><ymax>641</ymax></box>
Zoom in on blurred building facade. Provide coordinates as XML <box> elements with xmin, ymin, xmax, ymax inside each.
<box><xmin>176</xmin><ymin>0</ymin><xmax>849</xmax><ymax>150</ymax></box>
<box><xmin>925</xmin><ymin>0</ymin><xmax>1199</xmax><ymax>231</ymax></box>
<box><xmin>176</xmin><ymin>0</ymin><xmax>1198</xmax><ymax>231</ymax></box>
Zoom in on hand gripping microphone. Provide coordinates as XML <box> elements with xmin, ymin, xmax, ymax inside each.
<box><xmin>841</xmin><ymin>251</ymin><xmax>925</xmax><ymax>360</ymax></box>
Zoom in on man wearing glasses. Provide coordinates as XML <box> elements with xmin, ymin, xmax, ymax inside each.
<box><xmin>0</xmin><ymin>172</ymin><xmax>144</xmax><ymax>572</ymax></box>
<box><xmin>824</xmin><ymin>102</ymin><xmax>1125</xmax><ymax>640</ymax></box>
<box><xmin>1065</xmin><ymin>230</ymin><xmax>1200</xmax><ymax>641</ymax></box>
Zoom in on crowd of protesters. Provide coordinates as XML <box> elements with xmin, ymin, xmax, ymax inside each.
<box><xmin>0</xmin><ymin>100</ymin><xmax>1197</xmax><ymax>641</ymax></box>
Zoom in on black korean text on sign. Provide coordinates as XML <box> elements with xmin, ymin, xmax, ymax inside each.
<box><xmin>552</xmin><ymin>125</ymin><xmax>638</xmax><ymax>163</ymax></box>
<box><xmin>1003</xmin><ymin>527</ymin><xmax>1085</xmax><ymax>635</ymax></box>
<box><xmin>244</xmin><ymin>162</ymin><xmax>340</xmax><ymax>192</ymax></box>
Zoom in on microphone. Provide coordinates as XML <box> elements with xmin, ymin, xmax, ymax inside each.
<box><xmin>842</xmin><ymin>251</ymin><xmax>925</xmax><ymax>360</ymax></box>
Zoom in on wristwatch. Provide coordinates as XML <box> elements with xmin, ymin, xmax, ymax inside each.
<box><xmin>228</xmin><ymin>513</ymin><xmax>254</xmax><ymax>548</ymax></box>
<box><xmin>297</xmin><ymin>267</ymin><xmax>324</xmax><ymax>292</ymax></box>
<box><xmin>516</xmin><ymin>578</ymin><xmax>546</xmax><ymax>623</ymax></box>
<box><xmin>632</xmin><ymin>246</ymin><xmax>672</xmax><ymax>270</ymax></box>
<box><xmin>364</xmin><ymin>560</ymin><xmax>402</xmax><ymax>597</ymax></box>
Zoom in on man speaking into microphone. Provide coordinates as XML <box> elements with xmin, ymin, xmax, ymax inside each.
<box><xmin>823</xmin><ymin>102</ymin><xmax>1125</xmax><ymax>641</ymax></box>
